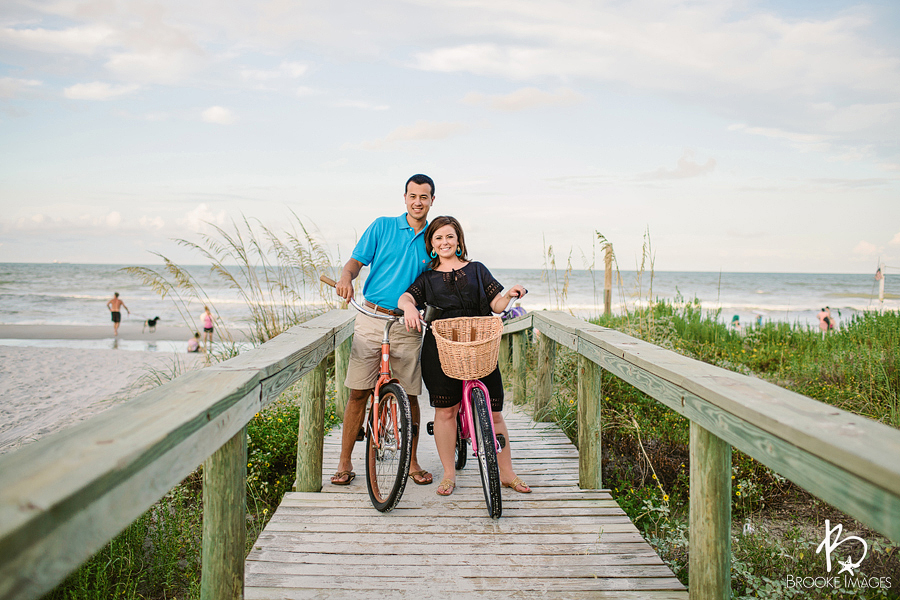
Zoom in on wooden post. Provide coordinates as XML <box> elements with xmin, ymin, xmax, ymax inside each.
<box><xmin>577</xmin><ymin>356</ymin><xmax>602</xmax><ymax>488</ymax></box>
<box><xmin>534</xmin><ymin>331</ymin><xmax>556</xmax><ymax>422</ymax></box>
<box><xmin>690</xmin><ymin>422</ymin><xmax>732</xmax><ymax>600</ymax></box>
<box><xmin>604</xmin><ymin>244</ymin><xmax>613</xmax><ymax>317</ymax></box>
<box><xmin>499</xmin><ymin>333</ymin><xmax>511</xmax><ymax>382</ymax></box>
<box><xmin>511</xmin><ymin>331</ymin><xmax>527</xmax><ymax>404</ymax></box>
<box><xmin>334</xmin><ymin>337</ymin><xmax>351</xmax><ymax>415</ymax></box>
<box><xmin>201</xmin><ymin>427</ymin><xmax>247</xmax><ymax>600</ymax></box>
<box><xmin>295</xmin><ymin>359</ymin><xmax>327</xmax><ymax>492</ymax></box>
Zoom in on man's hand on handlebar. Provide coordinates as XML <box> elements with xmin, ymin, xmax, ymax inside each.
<box><xmin>335</xmin><ymin>276</ymin><xmax>354</xmax><ymax>302</ymax></box>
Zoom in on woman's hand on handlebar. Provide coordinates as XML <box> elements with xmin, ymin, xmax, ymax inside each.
<box><xmin>507</xmin><ymin>285</ymin><xmax>527</xmax><ymax>299</ymax></box>
<box><xmin>402</xmin><ymin>307</ymin><xmax>422</xmax><ymax>332</ymax></box>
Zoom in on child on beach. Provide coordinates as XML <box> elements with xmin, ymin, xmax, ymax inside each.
<box><xmin>187</xmin><ymin>332</ymin><xmax>201</xmax><ymax>353</ymax></box>
<box><xmin>202</xmin><ymin>306</ymin><xmax>215</xmax><ymax>348</ymax></box>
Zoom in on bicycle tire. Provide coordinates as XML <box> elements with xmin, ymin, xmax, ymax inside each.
<box><xmin>470</xmin><ymin>386</ymin><xmax>502</xmax><ymax>519</ymax></box>
<box><xmin>365</xmin><ymin>383</ymin><xmax>412</xmax><ymax>512</ymax></box>
<box><xmin>455</xmin><ymin>413</ymin><xmax>467</xmax><ymax>470</ymax></box>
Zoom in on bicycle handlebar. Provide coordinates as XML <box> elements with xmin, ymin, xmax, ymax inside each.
<box><xmin>319</xmin><ymin>274</ymin><xmax>404</xmax><ymax>322</ymax></box>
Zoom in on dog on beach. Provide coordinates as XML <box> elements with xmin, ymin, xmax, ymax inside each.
<box><xmin>142</xmin><ymin>317</ymin><xmax>161</xmax><ymax>333</ymax></box>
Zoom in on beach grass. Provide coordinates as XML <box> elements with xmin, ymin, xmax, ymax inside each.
<box><xmin>514</xmin><ymin>300</ymin><xmax>900</xmax><ymax>598</ymax></box>
<box><xmin>122</xmin><ymin>213</ymin><xmax>342</xmax><ymax>346</ymax></box>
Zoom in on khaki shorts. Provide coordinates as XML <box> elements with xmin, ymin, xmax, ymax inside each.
<box><xmin>345</xmin><ymin>312</ymin><xmax>423</xmax><ymax>396</ymax></box>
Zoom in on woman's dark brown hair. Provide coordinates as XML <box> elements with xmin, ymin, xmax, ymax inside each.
<box><xmin>425</xmin><ymin>215</ymin><xmax>469</xmax><ymax>270</ymax></box>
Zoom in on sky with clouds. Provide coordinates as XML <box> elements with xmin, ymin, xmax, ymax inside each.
<box><xmin>1</xmin><ymin>0</ymin><xmax>898</xmax><ymax>273</ymax></box>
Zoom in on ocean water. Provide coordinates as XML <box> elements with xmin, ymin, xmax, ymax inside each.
<box><xmin>0</xmin><ymin>263</ymin><xmax>896</xmax><ymax>335</ymax></box>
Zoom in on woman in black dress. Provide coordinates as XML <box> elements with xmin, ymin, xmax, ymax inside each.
<box><xmin>397</xmin><ymin>215</ymin><xmax>531</xmax><ymax>497</ymax></box>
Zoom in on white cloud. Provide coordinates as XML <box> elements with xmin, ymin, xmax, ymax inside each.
<box><xmin>201</xmin><ymin>106</ymin><xmax>236</xmax><ymax>125</ymax></box>
<box><xmin>853</xmin><ymin>241</ymin><xmax>879</xmax><ymax>255</ymax></box>
<box><xmin>178</xmin><ymin>203</ymin><xmax>227</xmax><ymax>233</ymax></box>
<box><xmin>105</xmin><ymin>49</ymin><xmax>204</xmax><ymax>85</ymax></box>
<box><xmin>462</xmin><ymin>87</ymin><xmax>582</xmax><ymax>111</ymax></box>
<box><xmin>105</xmin><ymin>211</ymin><xmax>122</xmax><ymax>228</ymax></box>
<box><xmin>411</xmin><ymin>5</ymin><xmax>900</xmax><ymax>99</ymax></box>
<box><xmin>240</xmin><ymin>61</ymin><xmax>309</xmax><ymax>83</ymax></box>
<box><xmin>11</xmin><ymin>211</ymin><xmax>153</xmax><ymax>235</ymax></box>
<box><xmin>820</xmin><ymin>102</ymin><xmax>900</xmax><ymax>134</ymax></box>
<box><xmin>0</xmin><ymin>77</ymin><xmax>42</xmax><ymax>99</ymax></box>
<box><xmin>890</xmin><ymin>233</ymin><xmax>900</xmax><ymax>246</ymax></box>
<box><xmin>637</xmin><ymin>150</ymin><xmax>716</xmax><ymax>181</ymax></box>
<box><xmin>0</xmin><ymin>25</ymin><xmax>116</xmax><ymax>55</ymax></box>
<box><xmin>345</xmin><ymin>120</ymin><xmax>467</xmax><ymax>150</ymax></box>
<box><xmin>139</xmin><ymin>215</ymin><xmax>165</xmax><ymax>229</ymax></box>
<box><xmin>728</xmin><ymin>123</ymin><xmax>832</xmax><ymax>153</ymax></box>
<box><xmin>64</xmin><ymin>81</ymin><xmax>140</xmax><ymax>100</ymax></box>
<box><xmin>336</xmin><ymin>99</ymin><xmax>389</xmax><ymax>110</ymax></box>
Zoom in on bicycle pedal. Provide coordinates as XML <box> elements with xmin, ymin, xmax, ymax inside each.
<box><xmin>496</xmin><ymin>433</ymin><xmax>507</xmax><ymax>449</ymax></box>
<box><xmin>356</xmin><ymin>428</ymin><xmax>365</xmax><ymax>441</ymax></box>
<box><xmin>426</xmin><ymin>421</ymin><xmax>434</xmax><ymax>436</ymax></box>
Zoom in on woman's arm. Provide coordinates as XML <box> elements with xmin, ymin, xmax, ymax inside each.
<box><xmin>489</xmin><ymin>285</ymin><xmax>527</xmax><ymax>313</ymax></box>
<box><xmin>398</xmin><ymin>292</ymin><xmax>422</xmax><ymax>332</ymax></box>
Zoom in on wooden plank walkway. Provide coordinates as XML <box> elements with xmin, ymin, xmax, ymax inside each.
<box><xmin>246</xmin><ymin>402</ymin><xmax>687</xmax><ymax>599</ymax></box>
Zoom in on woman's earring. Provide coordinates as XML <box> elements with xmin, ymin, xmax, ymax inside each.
<box><xmin>430</xmin><ymin>250</ymin><xmax>437</xmax><ymax>259</ymax></box>
<box><xmin>456</xmin><ymin>246</ymin><xmax>462</xmax><ymax>257</ymax></box>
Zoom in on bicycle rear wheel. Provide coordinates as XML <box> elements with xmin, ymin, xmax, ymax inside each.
<box><xmin>470</xmin><ymin>386</ymin><xmax>501</xmax><ymax>519</ymax></box>
<box><xmin>455</xmin><ymin>413</ymin><xmax>467</xmax><ymax>470</ymax></box>
<box><xmin>365</xmin><ymin>383</ymin><xmax>412</xmax><ymax>512</ymax></box>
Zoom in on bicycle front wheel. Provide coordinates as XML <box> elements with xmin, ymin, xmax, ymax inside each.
<box><xmin>470</xmin><ymin>386</ymin><xmax>501</xmax><ymax>519</ymax></box>
<box><xmin>365</xmin><ymin>383</ymin><xmax>413</xmax><ymax>512</ymax></box>
<box><xmin>455</xmin><ymin>413</ymin><xmax>467</xmax><ymax>470</ymax></box>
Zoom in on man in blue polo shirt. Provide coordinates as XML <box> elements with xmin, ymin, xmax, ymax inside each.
<box><xmin>330</xmin><ymin>174</ymin><xmax>435</xmax><ymax>486</ymax></box>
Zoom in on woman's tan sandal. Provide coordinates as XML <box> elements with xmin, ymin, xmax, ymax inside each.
<box><xmin>436</xmin><ymin>479</ymin><xmax>456</xmax><ymax>496</ymax></box>
<box><xmin>502</xmin><ymin>476</ymin><xmax>531</xmax><ymax>493</ymax></box>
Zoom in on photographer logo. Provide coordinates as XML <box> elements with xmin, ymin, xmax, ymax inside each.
<box><xmin>784</xmin><ymin>520</ymin><xmax>891</xmax><ymax>591</ymax></box>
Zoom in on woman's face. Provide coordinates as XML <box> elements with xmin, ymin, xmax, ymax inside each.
<box><xmin>431</xmin><ymin>224</ymin><xmax>459</xmax><ymax>260</ymax></box>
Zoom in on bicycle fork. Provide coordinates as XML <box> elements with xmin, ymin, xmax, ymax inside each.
<box><xmin>461</xmin><ymin>380</ymin><xmax>504</xmax><ymax>456</ymax></box>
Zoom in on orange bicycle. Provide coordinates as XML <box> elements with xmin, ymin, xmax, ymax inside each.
<box><xmin>321</xmin><ymin>275</ymin><xmax>413</xmax><ymax>512</ymax></box>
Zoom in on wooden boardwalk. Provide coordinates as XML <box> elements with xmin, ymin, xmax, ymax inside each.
<box><xmin>246</xmin><ymin>403</ymin><xmax>687</xmax><ymax>599</ymax></box>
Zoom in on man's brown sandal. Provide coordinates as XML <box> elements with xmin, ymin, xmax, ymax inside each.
<box><xmin>330</xmin><ymin>471</ymin><xmax>355</xmax><ymax>486</ymax></box>
<box><xmin>408</xmin><ymin>470</ymin><xmax>433</xmax><ymax>485</ymax></box>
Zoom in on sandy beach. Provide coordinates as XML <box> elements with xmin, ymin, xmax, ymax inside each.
<box><xmin>0</xmin><ymin>345</ymin><xmax>205</xmax><ymax>455</ymax></box>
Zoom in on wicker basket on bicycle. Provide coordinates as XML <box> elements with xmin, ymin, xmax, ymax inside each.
<box><xmin>432</xmin><ymin>315</ymin><xmax>504</xmax><ymax>380</ymax></box>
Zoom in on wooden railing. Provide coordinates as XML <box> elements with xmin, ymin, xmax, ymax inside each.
<box><xmin>500</xmin><ymin>311</ymin><xmax>900</xmax><ymax>600</ymax></box>
<box><xmin>0</xmin><ymin>309</ymin><xmax>355</xmax><ymax>600</ymax></box>
<box><xmin>3</xmin><ymin>308</ymin><xmax>898</xmax><ymax>600</ymax></box>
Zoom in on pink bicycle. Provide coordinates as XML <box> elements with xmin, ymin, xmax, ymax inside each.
<box><xmin>427</xmin><ymin>315</ymin><xmax>506</xmax><ymax>519</ymax></box>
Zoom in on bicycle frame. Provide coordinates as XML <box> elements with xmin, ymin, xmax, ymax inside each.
<box><xmin>458</xmin><ymin>379</ymin><xmax>502</xmax><ymax>457</ymax></box>
<box><xmin>372</xmin><ymin>318</ymin><xmax>402</xmax><ymax>450</ymax></box>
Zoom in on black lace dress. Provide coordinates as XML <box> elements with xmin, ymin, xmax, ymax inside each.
<box><xmin>405</xmin><ymin>261</ymin><xmax>505</xmax><ymax>411</ymax></box>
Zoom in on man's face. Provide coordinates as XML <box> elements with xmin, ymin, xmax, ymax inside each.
<box><xmin>405</xmin><ymin>182</ymin><xmax>434</xmax><ymax>221</ymax></box>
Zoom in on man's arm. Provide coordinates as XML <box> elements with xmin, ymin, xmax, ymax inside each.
<box><xmin>335</xmin><ymin>258</ymin><xmax>364</xmax><ymax>302</ymax></box>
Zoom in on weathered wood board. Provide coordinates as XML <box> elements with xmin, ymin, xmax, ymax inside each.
<box><xmin>246</xmin><ymin>403</ymin><xmax>686</xmax><ymax>599</ymax></box>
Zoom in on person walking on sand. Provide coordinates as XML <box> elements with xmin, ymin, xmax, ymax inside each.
<box><xmin>328</xmin><ymin>174</ymin><xmax>436</xmax><ymax>487</ymax></box>
<box><xmin>106</xmin><ymin>292</ymin><xmax>129</xmax><ymax>336</ymax></box>
<box><xmin>202</xmin><ymin>306</ymin><xmax>215</xmax><ymax>348</ymax></box>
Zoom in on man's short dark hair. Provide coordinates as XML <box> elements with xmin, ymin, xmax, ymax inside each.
<box><xmin>405</xmin><ymin>174</ymin><xmax>434</xmax><ymax>197</ymax></box>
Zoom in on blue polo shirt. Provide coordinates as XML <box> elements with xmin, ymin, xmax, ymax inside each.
<box><xmin>352</xmin><ymin>213</ymin><xmax>430</xmax><ymax>310</ymax></box>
